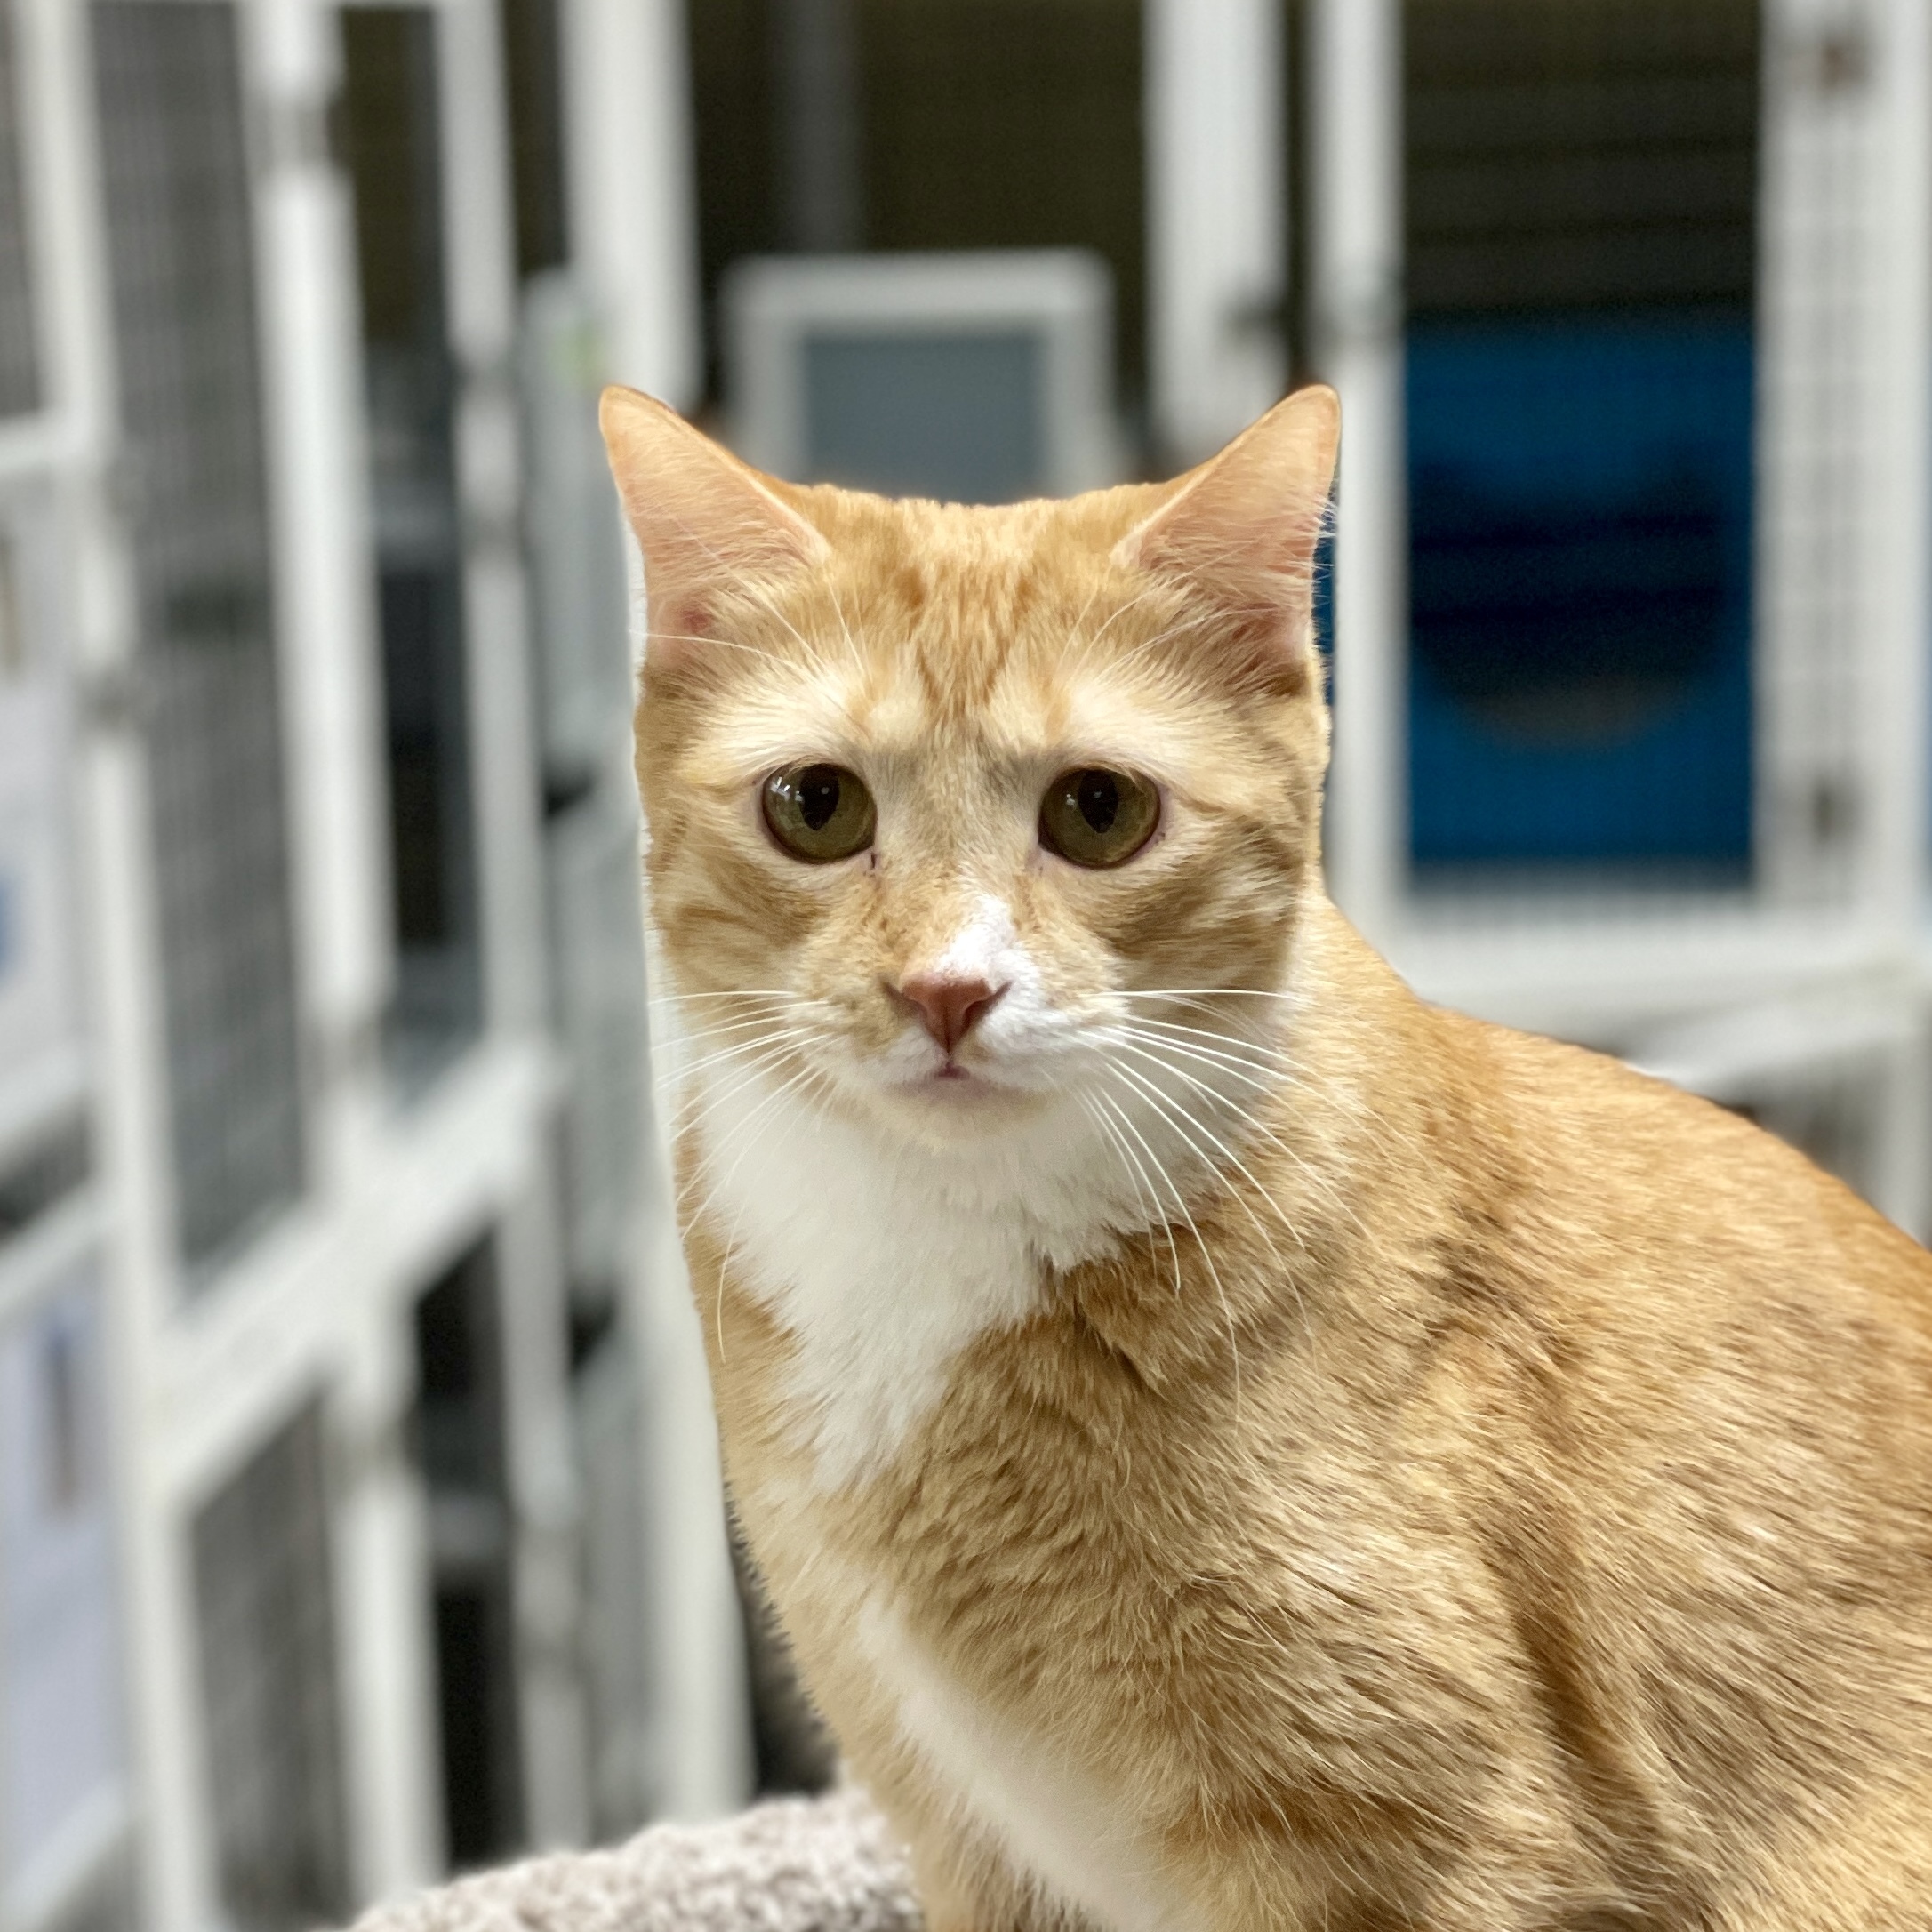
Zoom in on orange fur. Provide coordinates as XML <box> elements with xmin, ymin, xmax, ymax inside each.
<box><xmin>603</xmin><ymin>383</ymin><xmax>1932</xmax><ymax>1931</ymax></box>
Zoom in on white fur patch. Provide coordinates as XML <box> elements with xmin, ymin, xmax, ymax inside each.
<box><xmin>689</xmin><ymin>1059</ymin><xmax>1112</xmax><ymax>1487</ymax></box>
<box><xmin>861</xmin><ymin>1600</ymin><xmax>1190</xmax><ymax>1932</ymax></box>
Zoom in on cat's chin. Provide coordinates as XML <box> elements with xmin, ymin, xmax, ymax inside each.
<box><xmin>870</xmin><ymin>1068</ymin><xmax>1053</xmax><ymax>1143</ymax></box>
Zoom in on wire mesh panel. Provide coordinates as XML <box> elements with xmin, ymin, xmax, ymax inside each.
<box><xmin>189</xmin><ymin>1401</ymin><xmax>350</xmax><ymax>1932</ymax></box>
<box><xmin>856</xmin><ymin>0</ymin><xmax>1143</xmax><ymax>398</ymax></box>
<box><xmin>0</xmin><ymin>0</ymin><xmax>38</xmax><ymax>418</ymax></box>
<box><xmin>726</xmin><ymin>251</ymin><xmax>1118</xmax><ymax>499</ymax></box>
<box><xmin>517</xmin><ymin>273</ymin><xmax>630</xmax><ymax>790</ymax></box>
<box><xmin>500</xmin><ymin>0</ymin><xmax>569</xmax><ymax>281</ymax></box>
<box><xmin>1401</xmin><ymin>0</ymin><xmax>1761</xmax><ymax>886</ymax></box>
<box><xmin>92</xmin><ymin>2</ymin><xmax>304</xmax><ymax>1270</ymax></box>
<box><xmin>0</xmin><ymin>487</ymin><xmax>82</xmax><ymax>1103</ymax></box>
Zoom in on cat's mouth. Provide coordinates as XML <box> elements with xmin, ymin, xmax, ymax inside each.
<box><xmin>899</xmin><ymin>1056</ymin><xmax>1019</xmax><ymax>1105</ymax></box>
<box><xmin>918</xmin><ymin>1061</ymin><xmax>997</xmax><ymax>1093</ymax></box>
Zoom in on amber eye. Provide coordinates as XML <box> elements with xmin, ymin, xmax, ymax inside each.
<box><xmin>1038</xmin><ymin>767</ymin><xmax>1159</xmax><ymax>868</ymax></box>
<box><xmin>761</xmin><ymin>763</ymin><xmax>877</xmax><ymax>863</ymax></box>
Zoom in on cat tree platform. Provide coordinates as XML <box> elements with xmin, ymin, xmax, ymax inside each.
<box><xmin>342</xmin><ymin>1790</ymin><xmax>922</xmax><ymax>1932</ymax></box>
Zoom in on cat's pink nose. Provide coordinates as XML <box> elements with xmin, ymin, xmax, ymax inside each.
<box><xmin>892</xmin><ymin>974</ymin><xmax>1006</xmax><ymax>1054</ymax></box>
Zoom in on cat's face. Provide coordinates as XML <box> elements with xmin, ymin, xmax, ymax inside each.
<box><xmin>604</xmin><ymin>389</ymin><xmax>1339</xmax><ymax>1153</ymax></box>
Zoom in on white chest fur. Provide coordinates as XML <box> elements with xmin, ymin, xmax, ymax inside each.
<box><xmin>860</xmin><ymin>1599</ymin><xmax>1189</xmax><ymax>1932</ymax></box>
<box><xmin>688</xmin><ymin>1062</ymin><xmax>1123</xmax><ymax>1488</ymax></box>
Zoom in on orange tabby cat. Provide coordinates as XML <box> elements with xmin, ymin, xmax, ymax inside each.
<box><xmin>603</xmin><ymin>382</ymin><xmax>1932</xmax><ymax>1931</ymax></box>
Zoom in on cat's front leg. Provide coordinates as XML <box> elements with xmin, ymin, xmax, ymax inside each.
<box><xmin>876</xmin><ymin>1797</ymin><xmax>1068</xmax><ymax>1932</ymax></box>
<box><xmin>906</xmin><ymin>1842</ymin><xmax>1057</xmax><ymax>1932</ymax></box>
<box><xmin>907</xmin><ymin>1848</ymin><xmax>1000</xmax><ymax>1932</ymax></box>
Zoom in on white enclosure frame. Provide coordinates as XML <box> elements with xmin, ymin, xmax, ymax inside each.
<box><xmin>556</xmin><ymin>0</ymin><xmax>701</xmax><ymax>410</ymax></box>
<box><xmin>555</xmin><ymin>0</ymin><xmax>755</xmax><ymax>1827</ymax></box>
<box><xmin>1143</xmin><ymin>0</ymin><xmax>1287</xmax><ymax>469</ymax></box>
<box><xmin>4</xmin><ymin>0</ymin><xmax>592</xmax><ymax>1926</ymax></box>
<box><xmin>0</xmin><ymin>0</ymin><xmax>758</xmax><ymax>1920</ymax></box>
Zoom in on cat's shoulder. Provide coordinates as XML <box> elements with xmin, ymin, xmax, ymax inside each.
<box><xmin>1434</xmin><ymin>1000</ymin><xmax>1932</xmax><ymax>1334</ymax></box>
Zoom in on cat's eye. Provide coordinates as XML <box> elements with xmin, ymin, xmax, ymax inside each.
<box><xmin>761</xmin><ymin>763</ymin><xmax>877</xmax><ymax>863</ymax></box>
<box><xmin>1038</xmin><ymin>767</ymin><xmax>1159</xmax><ymax>869</ymax></box>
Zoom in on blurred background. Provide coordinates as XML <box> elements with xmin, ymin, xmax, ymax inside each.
<box><xmin>3</xmin><ymin>1</ymin><xmax>1931</xmax><ymax>1928</ymax></box>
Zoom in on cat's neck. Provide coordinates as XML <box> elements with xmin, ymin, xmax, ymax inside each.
<box><xmin>676</xmin><ymin>899</ymin><xmax>1403</xmax><ymax>1489</ymax></box>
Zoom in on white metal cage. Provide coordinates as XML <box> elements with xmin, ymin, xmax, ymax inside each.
<box><xmin>1311</xmin><ymin>0</ymin><xmax>1932</xmax><ymax>1220</ymax></box>
<box><xmin>0</xmin><ymin>0</ymin><xmax>743</xmax><ymax>1925</ymax></box>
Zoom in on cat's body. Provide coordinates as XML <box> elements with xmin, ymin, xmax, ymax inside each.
<box><xmin>604</xmin><ymin>385</ymin><xmax>1932</xmax><ymax>1929</ymax></box>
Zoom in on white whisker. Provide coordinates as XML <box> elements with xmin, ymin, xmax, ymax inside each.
<box><xmin>678</xmin><ymin>1054</ymin><xmax>830</xmax><ymax>1261</ymax></box>
<box><xmin>1110</xmin><ymin>1029</ymin><xmax>1362</xmax><ymax>1240</ymax></box>
<box><xmin>669</xmin><ymin>1035</ymin><xmax>817</xmax><ymax>1138</ymax></box>
<box><xmin>662</xmin><ymin>1012</ymin><xmax>811</xmax><ymax>1052</ymax></box>
<box><xmin>825</xmin><ymin>584</ymin><xmax>868</xmax><ymax>677</ymax></box>
<box><xmin>650</xmin><ymin>988</ymin><xmax>806</xmax><ymax>1010</ymax></box>
<box><xmin>658</xmin><ymin>1026</ymin><xmax>815</xmax><ymax>1094</ymax></box>
<box><xmin>738</xmin><ymin>577</ymin><xmax>852</xmax><ymax>692</ymax></box>
<box><xmin>647</xmin><ymin>630</ymin><xmax>798</xmax><ymax>673</ymax></box>
<box><xmin>1094</xmin><ymin>1086</ymin><xmax>1242</xmax><ymax>1422</ymax></box>
<box><xmin>1070</xmin><ymin>583</ymin><xmax>1172</xmax><ymax>675</ymax></box>
<box><xmin>1102</xmin><ymin>1044</ymin><xmax>1306</xmax><ymax>1283</ymax></box>
<box><xmin>1079</xmin><ymin>1094</ymin><xmax>1182</xmax><ymax>1299</ymax></box>
<box><xmin>1116</xmin><ymin>1019</ymin><xmax>1288</xmax><ymax>1085</ymax></box>
<box><xmin>1116</xmin><ymin>987</ymin><xmax>1303</xmax><ymax>1003</ymax></box>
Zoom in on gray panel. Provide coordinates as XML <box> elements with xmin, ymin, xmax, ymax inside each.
<box><xmin>0</xmin><ymin>1272</ymin><xmax>125</xmax><ymax>1900</ymax></box>
<box><xmin>191</xmin><ymin>1403</ymin><xmax>350</xmax><ymax>1932</ymax></box>
<box><xmin>547</xmin><ymin>798</ymin><xmax>645</xmax><ymax>1295</ymax></box>
<box><xmin>574</xmin><ymin>1327</ymin><xmax>654</xmax><ymax>1834</ymax></box>
<box><xmin>340</xmin><ymin>7</ymin><xmax>482</xmax><ymax>1078</ymax></box>
<box><xmin>803</xmin><ymin>329</ymin><xmax>1044</xmax><ymax>503</ymax></box>
<box><xmin>92</xmin><ymin>2</ymin><xmax>304</xmax><ymax>1270</ymax></box>
<box><xmin>413</xmin><ymin>1242</ymin><xmax>525</xmax><ymax>1864</ymax></box>
<box><xmin>0</xmin><ymin>0</ymin><xmax>38</xmax><ymax>415</ymax></box>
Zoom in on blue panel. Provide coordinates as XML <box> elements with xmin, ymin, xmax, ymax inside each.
<box><xmin>803</xmin><ymin>330</ymin><xmax>1044</xmax><ymax>504</ymax></box>
<box><xmin>1406</xmin><ymin>314</ymin><xmax>1754</xmax><ymax>872</ymax></box>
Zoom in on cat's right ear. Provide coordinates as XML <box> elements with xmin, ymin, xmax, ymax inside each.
<box><xmin>599</xmin><ymin>386</ymin><xmax>829</xmax><ymax>672</ymax></box>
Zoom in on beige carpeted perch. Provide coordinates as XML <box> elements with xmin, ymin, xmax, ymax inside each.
<box><xmin>342</xmin><ymin>1789</ymin><xmax>921</xmax><ymax>1932</ymax></box>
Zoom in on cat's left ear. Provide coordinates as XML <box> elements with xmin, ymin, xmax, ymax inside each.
<box><xmin>600</xmin><ymin>385</ymin><xmax>830</xmax><ymax>672</ymax></box>
<box><xmin>1112</xmin><ymin>385</ymin><xmax>1339</xmax><ymax>690</ymax></box>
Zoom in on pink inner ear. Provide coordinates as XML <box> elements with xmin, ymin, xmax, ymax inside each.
<box><xmin>644</xmin><ymin>595</ymin><xmax>719</xmax><ymax>676</ymax></box>
<box><xmin>601</xmin><ymin>386</ymin><xmax>833</xmax><ymax>677</ymax></box>
<box><xmin>1109</xmin><ymin>389</ymin><xmax>1339</xmax><ymax>692</ymax></box>
<box><xmin>1116</xmin><ymin>499</ymin><xmax>1322</xmax><ymax>693</ymax></box>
